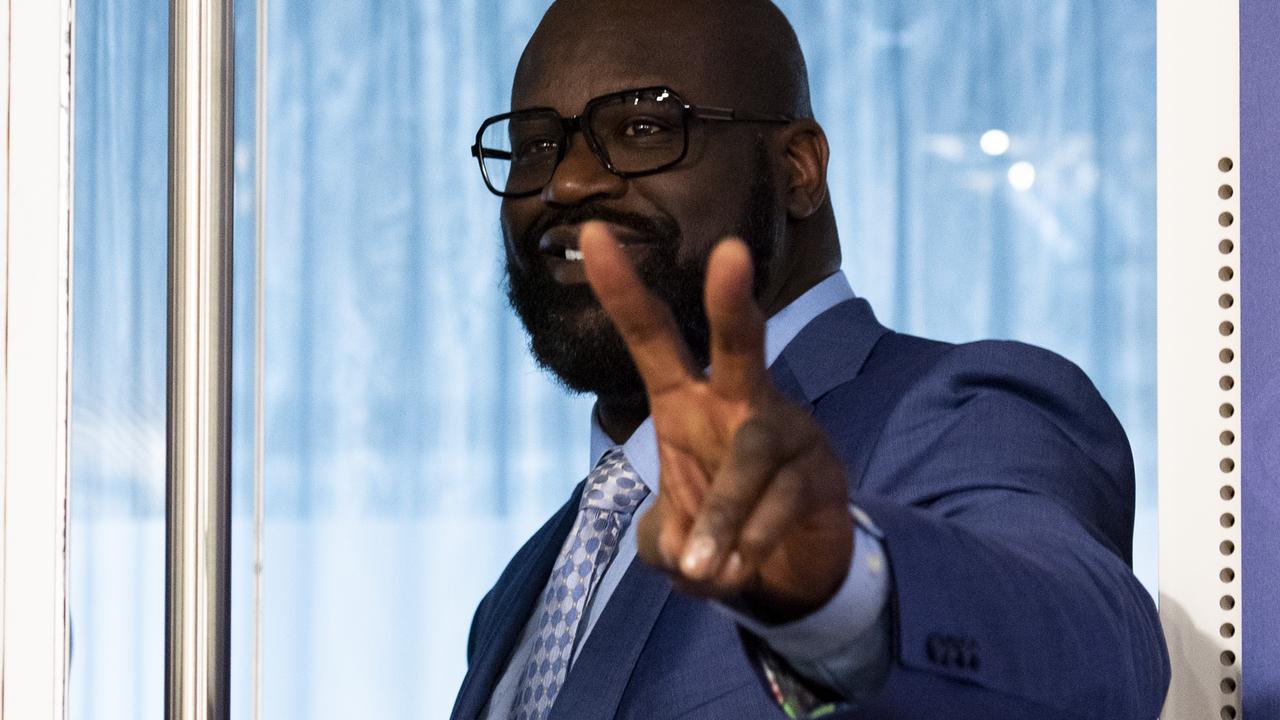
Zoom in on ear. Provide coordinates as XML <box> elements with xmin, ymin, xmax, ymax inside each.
<box><xmin>779</xmin><ymin>121</ymin><xmax>830</xmax><ymax>220</ymax></box>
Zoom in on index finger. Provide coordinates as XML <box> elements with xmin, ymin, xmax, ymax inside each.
<box><xmin>705</xmin><ymin>239</ymin><xmax>768</xmax><ymax>401</ymax></box>
<box><xmin>580</xmin><ymin>221</ymin><xmax>698</xmax><ymax>396</ymax></box>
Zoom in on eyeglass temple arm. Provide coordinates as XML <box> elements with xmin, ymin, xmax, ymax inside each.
<box><xmin>471</xmin><ymin>144</ymin><xmax>513</xmax><ymax>160</ymax></box>
<box><xmin>690</xmin><ymin>106</ymin><xmax>793</xmax><ymax>124</ymax></box>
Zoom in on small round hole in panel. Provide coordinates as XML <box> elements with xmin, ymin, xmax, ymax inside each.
<box><xmin>1220</xmin><ymin>321</ymin><xmax>1235</xmax><ymax>336</ymax></box>
<box><xmin>1220</xmin><ymin>403</ymin><xmax>1235</xmax><ymax>418</ymax></box>
<box><xmin>1220</xmin><ymin>239</ymin><xmax>1235</xmax><ymax>254</ymax></box>
<box><xmin>1219</xmin><ymin>212</ymin><xmax>1234</xmax><ymax>227</ymax></box>
<box><xmin>1220</xmin><ymin>485</ymin><xmax>1235</xmax><ymax>500</ymax></box>
<box><xmin>1219</xmin><ymin>266</ymin><xmax>1235</xmax><ymax>281</ymax></box>
<box><xmin>1221</xmin><ymin>568</ymin><xmax>1235</xmax><ymax>583</ymax></box>
<box><xmin>1219</xmin><ymin>294</ymin><xmax>1235</xmax><ymax>309</ymax></box>
<box><xmin>1220</xmin><ymin>376</ymin><xmax>1236</xmax><ymax>391</ymax></box>
<box><xmin>1221</xmin><ymin>513</ymin><xmax>1236</xmax><ymax>528</ymax></box>
<box><xmin>1219</xmin><ymin>157</ymin><xmax>1234</xmax><ymax>172</ymax></box>
<box><xmin>1220</xmin><ymin>623</ymin><xmax>1236</xmax><ymax>638</ymax></box>
<box><xmin>1221</xmin><ymin>458</ymin><xmax>1236</xmax><ymax>473</ymax></box>
<box><xmin>1221</xmin><ymin>348</ymin><xmax>1235</xmax><ymax>363</ymax></box>
<box><xmin>1222</xmin><ymin>706</ymin><xmax>1238</xmax><ymax>719</ymax></box>
<box><xmin>1220</xmin><ymin>595</ymin><xmax>1235</xmax><ymax>610</ymax></box>
<box><xmin>1221</xmin><ymin>678</ymin><xmax>1237</xmax><ymax>693</ymax></box>
<box><xmin>1220</xmin><ymin>430</ymin><xmax>1236</xmax><ymax>446</ymax></box>
<box><xmin>1220</xmin><ymin>540</ymin><xmax>1235</xmax><ymax>556</ymax></box>
<box><xmin>1219</xmin><ymin>184</ymin><xmax>1234</xmax><ymax>199</ymax></box>
<box><xmin>1221</xmin><ymin>650</ymin><xmax>1236</xmax><ymax>666</ymax></box>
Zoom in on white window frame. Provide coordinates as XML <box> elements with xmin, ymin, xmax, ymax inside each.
<box><xmin>0</xmin><ymin>0</ymin><xmax>76</xmax><ymax>718</ymax></box>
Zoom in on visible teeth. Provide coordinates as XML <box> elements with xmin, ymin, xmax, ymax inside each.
<box><xmin>564</xmin><ymin>248</ymin><xmax>584</xmax><ymax>261</ymax></box>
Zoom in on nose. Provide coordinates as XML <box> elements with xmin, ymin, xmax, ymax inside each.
<box><xmin>541</xmin><ymin>133</ymin><xmax>627</xmax><ymax>206</ymax></box>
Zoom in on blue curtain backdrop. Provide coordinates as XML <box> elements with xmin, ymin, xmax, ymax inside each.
<box><xmin>71</xmin><ymin>1</ymin><xmax>1156</xmax><ymax>718</ymax></box>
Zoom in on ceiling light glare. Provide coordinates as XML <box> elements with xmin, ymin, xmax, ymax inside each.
<box><xmin>979</xmin><ymin>129</ymin><xmax>1011</xmax><ymax>156</ymax></box>
<box><xmin>1008</xmin><ymin>161</ymin><xmax>1037</xmax><ymax>191</ymax></box>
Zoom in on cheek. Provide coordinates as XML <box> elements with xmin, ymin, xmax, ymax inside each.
<box><xmin>649</xmin><ymin>168</ymin><xmax>759</xmax><ymax>260</ymax></box>
<box><xmin>500</xmin><ymin>200</ymin><xmax>537</xmax><ymax>259</ymax></box>
<box><xmin>499</xmin><ymin>199</ymin><xmax>523</xmax><ymax>239</ymax></box>
<box><xmin>674</xmin><ymin>136</ymin><xmax>761</xmax><ymax>209</ymax></box>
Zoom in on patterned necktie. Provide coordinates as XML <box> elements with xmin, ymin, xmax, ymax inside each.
<box><xmin>509</xmin><ymin>448</ymin><xmax>650</xmax><ymax>720</ymax></box>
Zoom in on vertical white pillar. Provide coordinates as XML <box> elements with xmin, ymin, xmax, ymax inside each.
<box><xmin>166</xmin><ymin>0</ymin><xmax>234</xmax><ymax>716</ymax></box>
<box><xmin>0</xmin><ymin>0</ymin><xmax>75</xmax><ymax>717</ymax></box>
<box><xmin>1156</xmin><ymin>1</ymin><xmax>1244</xmax><ymax>718</ymax></box>
<box><xmin>252</xmin><ymin>0</ymin><xmax>269</xmax><ymax>716</ymax></box>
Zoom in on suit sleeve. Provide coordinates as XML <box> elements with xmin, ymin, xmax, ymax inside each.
<box><xmin>751</xmin><ymin>341</ymin><xmax>1169</xmax><ymax>719</ymax></box>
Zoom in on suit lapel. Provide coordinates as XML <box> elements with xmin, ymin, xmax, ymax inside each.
<box><xmin>452</xmin><ymin>484</ymin><xmax>585</xmax><ymax>720</ymax></box>
<box><xmin>773</xmin><ymin>297</ymin><xmax>888</xmax><ymax>405</ymax></box>
<box><xmin>547</xmin><ymin>560</ymin><xmax>672</xmax><ymax>720</ymax></box>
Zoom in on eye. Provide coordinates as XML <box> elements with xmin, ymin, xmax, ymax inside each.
<box><xmin>620</xmin><ymin>117</ymin><xmax>670</xmax><ymax>138</ymax></box>
<box><xmin>513</xmin><ymin>137</ymin><xmax>560</xmax><ymax>162</ymax></box>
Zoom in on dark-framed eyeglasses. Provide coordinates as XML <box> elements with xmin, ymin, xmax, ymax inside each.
<box><xmin>470</xmin><ymin>86</ymin><xmax>794</xmax><ymax>198</ymax></box>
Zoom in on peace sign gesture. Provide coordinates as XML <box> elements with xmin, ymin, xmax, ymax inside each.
<box><xmin>580</xmin><ymin>221</ymin><xmax>854</xmax><ymax>621</ymax></box>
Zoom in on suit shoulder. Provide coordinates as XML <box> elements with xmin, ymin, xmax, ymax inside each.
<box><xmin>933</xmin><ymin>339</ymin><xmax>1098</xmax><ymax>387</ymax></box>
<box><xmin>881</xmin><ymin>337</ymin><xmax>1126</xmax><ymax>450</ymax></box>
<box><xmin>821</xmin><ymin>332</ymin><xmax>1115</xmax><ymax>433</ymax></box>
<box><xmin>862</xmin><ymin>337</ymin><xmax>1135</xmax><ymax>552</ymax></box>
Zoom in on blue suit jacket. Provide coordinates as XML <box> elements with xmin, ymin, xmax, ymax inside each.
<box><xmin>451</xmin><ymin>299</ymin><xmax>1170</xmax><ymax>720</ymax></box>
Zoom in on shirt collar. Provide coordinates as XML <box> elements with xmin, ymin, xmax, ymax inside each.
<box><xmin>588</xmin><ymin>270</ymin><xmax>855</xmax><ymax>491</ymax></box>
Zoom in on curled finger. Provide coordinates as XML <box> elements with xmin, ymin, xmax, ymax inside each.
<box><xmin>680</xmin><ymin>417</ymin><xmax>785</xmax><ymax>582</ymax></box>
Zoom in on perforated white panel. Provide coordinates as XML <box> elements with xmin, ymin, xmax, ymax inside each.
<box><xmin>1157</xmin><ymin>2</ymin><xmax>1244</xmax><ymax>718</ymax></box>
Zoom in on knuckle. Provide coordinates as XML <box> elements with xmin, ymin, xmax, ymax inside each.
<box><xmin>773</xmin><ymin>466</ymin><xmax>806</xmax><ymax>500</ymax></box>
<box><xmin>733</xmin><ymin>419</ymin><xmax>777</xmax><ymax>462</ymax></box>
<box><xmin>702</xmin><ymin>499</ymin><xmax>749</xmax><ymax>537</ymax></box>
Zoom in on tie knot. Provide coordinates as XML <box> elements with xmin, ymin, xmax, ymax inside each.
<box><xmin>581</xmin><ymin>449</ymin><xmax>649</xmax><ymax>516</ymax></box>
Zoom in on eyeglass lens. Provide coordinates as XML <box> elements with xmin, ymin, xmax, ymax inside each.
<box><xmin>477</xmin><ymin>88</ymin><xmax>686</xmax><ymax>196</ymax></box>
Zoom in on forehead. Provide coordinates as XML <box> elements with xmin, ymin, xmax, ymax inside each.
<box><xmin>511</xmin><ymin>17</ymin><xmax>737</xmax><ymax>115</ymax></box>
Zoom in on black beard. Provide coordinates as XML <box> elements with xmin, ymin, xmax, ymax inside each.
<box><xmin>503</xmin><ymin>147</ymin><xmax>779</xmax><ymax>402</ymax></box>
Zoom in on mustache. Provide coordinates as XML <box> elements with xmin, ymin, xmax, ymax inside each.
<box><xmin>520</xmin><ymin>203</ymin><xmax>680</xmax><ymax>251</ymax></box>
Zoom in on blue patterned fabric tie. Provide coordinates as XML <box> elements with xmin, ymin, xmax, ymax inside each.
<box><xmin>509</xmin><ymin>448</ymin><xmax>649</xmax><ymax>720</ymax></box>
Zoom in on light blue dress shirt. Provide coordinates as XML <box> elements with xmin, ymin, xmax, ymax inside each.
<box><xmin>480</xmin><ymin>272</ymin><xmax>892</xmax><ymax>717</ymax></box>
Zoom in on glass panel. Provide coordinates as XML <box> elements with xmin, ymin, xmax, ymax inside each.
<box><xmin>783</xmin><ymin>0</ymin><xmax>1158</xmax><ymax>588</ymax></box>
<box><xmin>254</xmin><ymin>3</ymin><xmax>587</xmax><ymax>717</ymax></box>
<box><xmin>250</xmin><ymin>2</ymin><xmax>1155</xmax><ymax>718</ymax></box>
<box><xmin>70</xmin><ymin>1</ymin><xmax>168</xmax><ymax>718</ymax></box>
<box><xmin>231</xmin><ymin>0</ymin><xmax>264</xmax><ymax>715</ymax></box>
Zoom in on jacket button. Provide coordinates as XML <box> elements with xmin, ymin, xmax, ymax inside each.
<box><xmin>927</xmin><ymin>633</ymin><xmax>981</xmax><ymax>670</ymax></box>
<box><xmin>925</xmin><ymin>634</ymin><xmax>947</xmax><ymax>664</ymax></box>
<box><xmin>964</xmin><ymin>638</ymin><xmax>980</xmax><ymax>669</ymax></box>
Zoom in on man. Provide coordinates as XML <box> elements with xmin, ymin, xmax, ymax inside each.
<box><xmin>451</xmin><ymin>1</ymin><xmax>1170</xmax><ymax>718</ymax></box>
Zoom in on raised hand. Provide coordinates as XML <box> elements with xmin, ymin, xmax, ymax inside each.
<box><xmin>579</xmin><ymin>222</ymin><xmax>854</xmax><ymax>621</ymax></box>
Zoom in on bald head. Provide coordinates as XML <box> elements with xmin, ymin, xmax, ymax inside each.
<box><xmin>498</xmin><ymin>0</ymin><xmax>841</xmax><ymax>415</ymax></box>
<box><xmin>514</xmin><ymin>0</ymin><xmax>813</xmax><ymax>119</ymax></box>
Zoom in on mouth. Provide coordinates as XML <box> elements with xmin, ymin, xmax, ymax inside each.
<box><xmin>537</xmin><ymin>223</ymin><xmax>655</xmax><ymax>282</ymax></box>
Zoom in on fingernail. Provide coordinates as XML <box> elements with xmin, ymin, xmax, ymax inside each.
<box><xmin>723</xmin><ymin>551</ymin><xmax>743</xmax><ymax>578</ymax></box>
<box><xmin>682</xmin><ymin>536</ymin><xmax>717</xmax><ymax>578</ymax></box>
